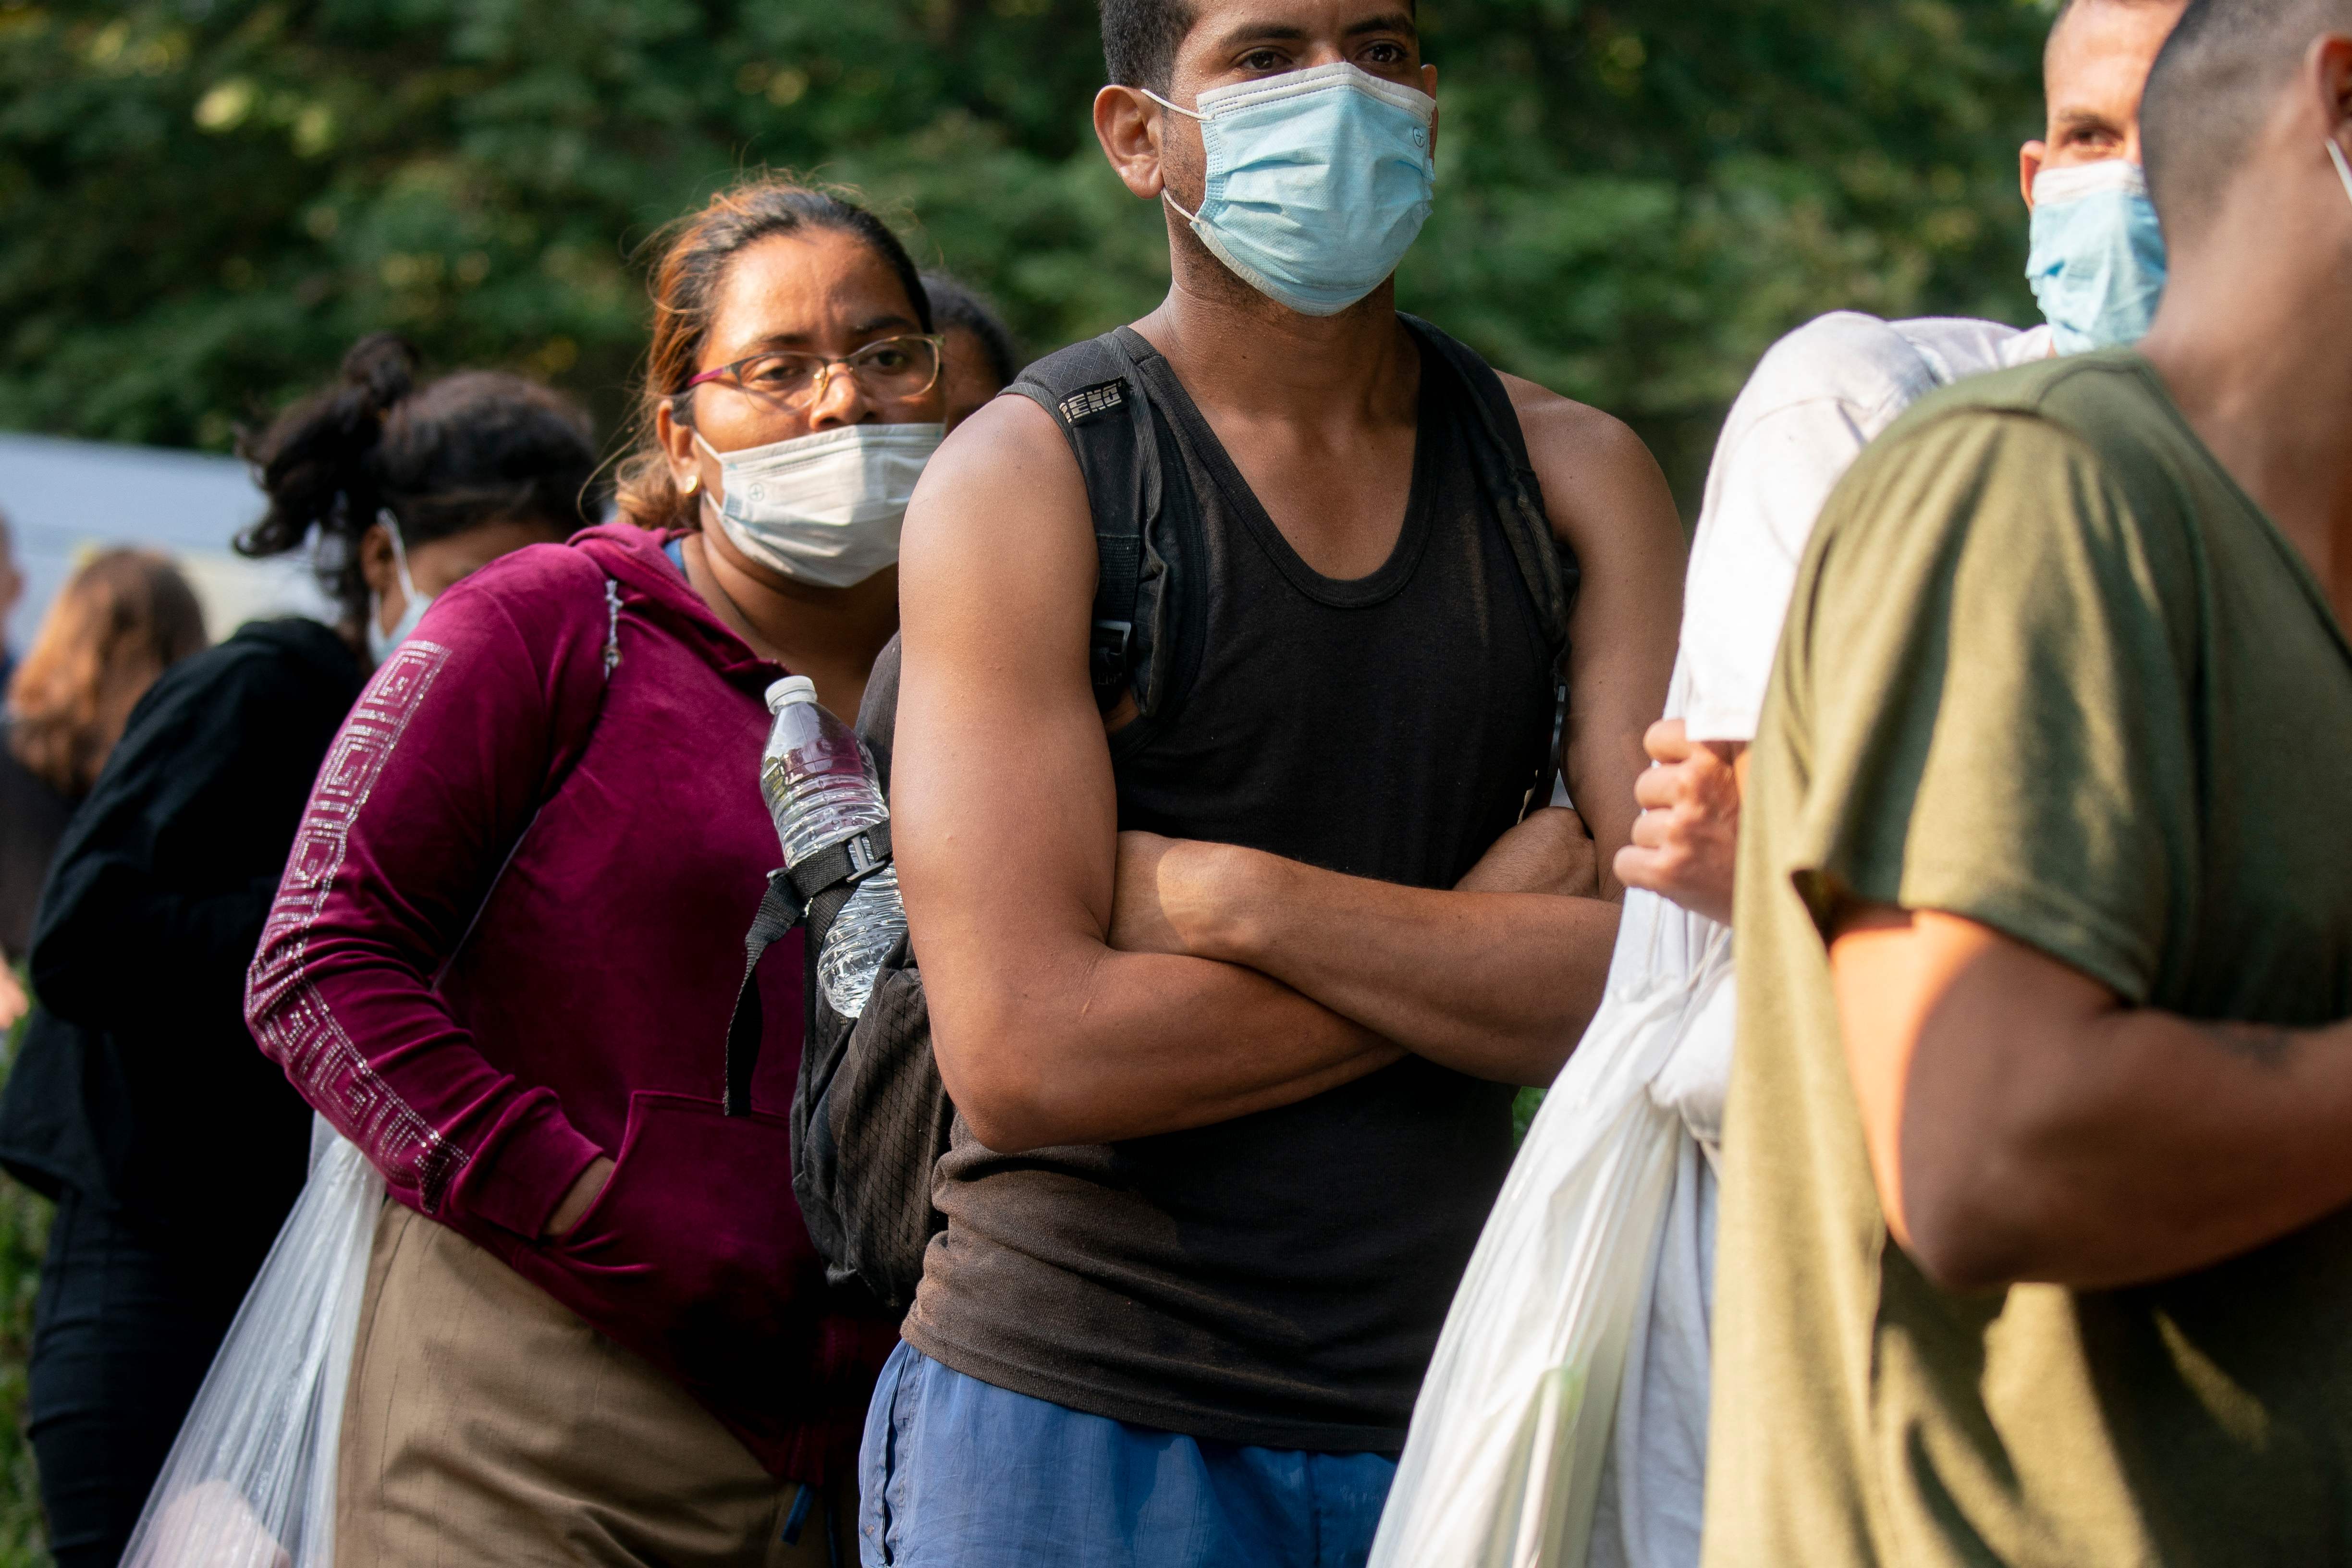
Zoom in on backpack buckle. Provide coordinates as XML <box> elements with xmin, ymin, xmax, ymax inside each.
<box><xmin>843</xmin><ymin>831</ymin><xmax>885</xmax><ymax>885</ymax></box>
<box><xmin>1089</xmin><ymin>618</ymin><xmax>1134</xmax><ymax>703</ymax></box>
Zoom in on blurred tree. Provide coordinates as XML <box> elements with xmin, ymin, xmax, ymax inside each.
<box><xmin>0</xmin><ymin>0</ymin><xmax>2051</xmax><ymax>505</ymax></box>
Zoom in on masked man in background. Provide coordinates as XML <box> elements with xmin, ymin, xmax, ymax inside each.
<box><xmin>877</xmin><ymin>0</ymin><xmax>1689</xmax><ymax>1560</ymax></box>
<box><xmin>1627</xmin><ymin>0</ymin><xmax>2186</xmax><ymax>931</ymax></box>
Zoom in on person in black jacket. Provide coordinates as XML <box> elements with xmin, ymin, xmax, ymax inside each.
<box><xmin>0</xmin><ymin>550</ymin><xmax>207</xmax><ymax>1022</ymax></box>
<box><xmin>0</xmin><ymin>334</ymin><xmax>600</xmax><ymax>1568</ymax></box>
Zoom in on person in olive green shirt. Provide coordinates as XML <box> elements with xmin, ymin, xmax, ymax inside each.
<box><xmin>1703</xmin><ymin>2</ymin><xmax>2352</xmax><ymax>1565</ymax></box>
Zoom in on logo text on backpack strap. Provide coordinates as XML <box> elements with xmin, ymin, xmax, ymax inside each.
<box><xmin>1060</xmin><ymin>379</ymin><xmax>1127</xmax><ymax>426</ymax></box>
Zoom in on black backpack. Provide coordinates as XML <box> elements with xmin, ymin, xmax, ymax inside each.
<box><xmin>728</xmin><ymin>317</ymin><xmax>1580</xmax><ymax>1313</ymax></box>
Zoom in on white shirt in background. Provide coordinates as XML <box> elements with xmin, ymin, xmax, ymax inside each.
<box><xmin>1590</xmin><ymin>310</ymin><xmax>2051</xmax><ymax>1568</ymax></box>
<box><xmin>1678</xmin><ymin>312</ymin><xmax>2053</xmax><ymax>745</ymax></box>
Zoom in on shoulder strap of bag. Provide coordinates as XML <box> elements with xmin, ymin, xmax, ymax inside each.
<box><xmin>721</xmin><ymin>822</ymin><xmax>893</xmax><ymax>1115</ymax></box>
<box><xmin>1400</xmin><ymin>314</ymin><xmax>1582</xmax><ymax>813</ymax></box>
<box><xmin>1010</xmin><ymin>331</ymin><xmax>1163</xmax><ymax>716</ymax></box>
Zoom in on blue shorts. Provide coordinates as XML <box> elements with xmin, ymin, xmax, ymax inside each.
<box><xmin>858</xmin><ymin>1342</ymin><xmax>1398</xmax><ymax>1568</ymax></box>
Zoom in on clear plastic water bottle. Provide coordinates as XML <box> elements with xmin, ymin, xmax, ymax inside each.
<box><xmin>759</xmin><ymin>675</ymin><xmax>906</xmax><ymax>1019</ymax></box>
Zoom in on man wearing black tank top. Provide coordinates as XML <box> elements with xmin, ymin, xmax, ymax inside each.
<box><xmin>876</xmin><ymin>0</ymin><xmax>1685</xmax><ymax>1561</ymax></box>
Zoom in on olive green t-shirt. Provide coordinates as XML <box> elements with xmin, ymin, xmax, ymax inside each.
<box><xmin>1704</xmin><ymin>351</ymin><xmax>2352</xmax><ymax>1568</ymax></box>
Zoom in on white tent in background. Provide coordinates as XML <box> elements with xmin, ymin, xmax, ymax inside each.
<box><xmin>0</xmin><ymin>431</ymin><xmax>335</xmax><ymax>655</ymax></box>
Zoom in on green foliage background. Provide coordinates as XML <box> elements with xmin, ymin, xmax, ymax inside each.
<box><xmin>1</xmin><ymin>0</ymin><xmax>2055</xmax><ymax>506</ymax></box>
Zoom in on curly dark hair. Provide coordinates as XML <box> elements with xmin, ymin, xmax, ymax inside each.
<box><xmin>235</xmin><ymin>333</ymin><xmax>599</xmax><ymax>626</ymax></box>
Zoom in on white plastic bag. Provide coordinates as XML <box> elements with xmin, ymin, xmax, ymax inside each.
<box><xmin>1370</xmin><ymin>895</ymin><xmax>1732</xmax><ymax>1568</ymax></box>
<box><xmin>122</xmin><ymin>1115</ymin><xmax>383</xmax><ymax>1568</ymax></box>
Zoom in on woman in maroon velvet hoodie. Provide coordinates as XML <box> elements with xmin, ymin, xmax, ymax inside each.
<box><xmin>245</xmin><ymin>181</ymin><xmax>945</xmax><ymax>1564</ymax></box>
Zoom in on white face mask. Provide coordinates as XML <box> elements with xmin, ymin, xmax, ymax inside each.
<box><xmin>367</xmin><ymin>512</ymin><xmax>430</xmax><ymax>664</ymax></box>
<box><xmin>696</xmin><ymin>424</ymin><xmax>943</xmax><ymax>588</ymax></box>
<box><xmin>2329</xmin><ymin>136</ymin><xmax>2352</xmax><ymax>213</ymax></box>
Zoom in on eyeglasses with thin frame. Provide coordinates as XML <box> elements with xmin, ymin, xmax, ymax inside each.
<box><xmin>677</xmin><ymin>335</ymin><xmax>946</xmax><ymax>411</ymax></box>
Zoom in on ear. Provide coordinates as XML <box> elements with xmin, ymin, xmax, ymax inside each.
<box><xmin>356</xmin><ymin>520</ymin><xmax>396</xmax><ymax>598</ymax></box>
<box><xmin>2316</xmin><ymin>31</ymin><xmax>2352</xmax><ymax>147</ymax></box>
<box><xmin>1424</xmin><ymin>63</ymin><xmax>1441</xmax><ymax>160</ymax></box>
<box><xmin>654</xmin><ymin>398</ymin><xmax>710</xmax><ymax>500</ymax></box>
<box><xmin>1095</xmin><ymin>84</ymin><xmax>1168</xmax><ymax>200</ymax></box>
<box><xmin>2020</xmin><ymin>140</ymin><xmax>2048</xmax><ymax>210</ymax></box>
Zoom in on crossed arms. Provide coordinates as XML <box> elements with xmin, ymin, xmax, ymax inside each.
<box><xmin>892</xmin><ymin>375</ymin><xmax>1682</xmax><ymax>1154</ymax></box>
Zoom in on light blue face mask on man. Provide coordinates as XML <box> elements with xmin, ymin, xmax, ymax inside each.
<box><xmin>1145</xmin><ymin>62</ymin><xmax>1436</xmax><ymax>317</ymax></box>
<box><xmin>2025</xmin><ymin>159</ymin><xmax>2168</xmax><ymax>355</ymax></box>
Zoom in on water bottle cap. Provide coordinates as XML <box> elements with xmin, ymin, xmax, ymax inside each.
<box><xmin>765</xmin><ymin>676</ymin><xmax>818</xmax><ymax>713</ymax></box>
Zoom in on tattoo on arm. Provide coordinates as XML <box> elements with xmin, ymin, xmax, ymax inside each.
<box><xmin>2200</xmin><ymin>1020</ymin><xmax>2296</xmax><ymax>1070</ymax></box>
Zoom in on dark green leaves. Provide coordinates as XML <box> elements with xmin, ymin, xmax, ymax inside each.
<box><xmin>0</xmin><ymin>0</ymin><xmax>2052</xmax><ymax>505</ymax></box>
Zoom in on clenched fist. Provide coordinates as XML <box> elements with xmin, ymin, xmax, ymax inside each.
<box><xmin>1613</xmin><ymin>719</ymin><xmax>1745</xmax><ymax>925</ymax></box>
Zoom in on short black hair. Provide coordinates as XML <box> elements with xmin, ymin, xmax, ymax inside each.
<box><xmin>920</xmin><ymin>272</ymin><xmax>1024</xmax><ymax>391</ymax></box>
<box><xmin>2143</xmin><ymin>0</ymin><xmax>2352</xmax><ymax>236</ymax></box>
<box><xmin>1102</xmin><ymin>0</ymin><xmax>1196</xmax><ymax>91</ymax></box>
<box><xmin>1101</xmin><ymin>0</ymin><xmax>1421</xmax><ymax>90</ymax></box>
<box><xmin>2044</xmin><ymin>0</ymin><xmax>2190</xmax><ymax>66</ymax></box>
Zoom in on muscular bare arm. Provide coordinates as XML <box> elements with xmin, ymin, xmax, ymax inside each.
<box><xmin>1830</xmin><ymin>903</ymin><xmax>2352</xmax><ymax>1293</ymax></box>
<box><xmin>894</xmin><ymin>395</ymin><xmax>1401</xmax><ymax>1155</ymax></box>
<box><xmin>1503</xmin><ymin>374</ymin><xmax>1686</xmax><ymax>893</ymax></box>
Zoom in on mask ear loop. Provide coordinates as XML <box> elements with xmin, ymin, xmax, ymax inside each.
<box><xmin>1139</xmin><ymin>88</ymin><xmax>1209</xmax><ymax>225</ymax></box>
<box><xmin>2328</xmin><ymin>135</ymin><xmax>2352</xmax><ymax>207</ymax></box>
<box><xmin>379</xmin><ymin>509</ymin><xmax>423</xmax><ymax>604</ymax></box>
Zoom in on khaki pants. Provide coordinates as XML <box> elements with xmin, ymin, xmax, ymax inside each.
<box><xmin>337</xmin><ymin>1202</ymin><xmax>852</xmax><ymax>1568</ymax></box>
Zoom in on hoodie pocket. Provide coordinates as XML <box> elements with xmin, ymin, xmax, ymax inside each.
<box><xmin>532</xmin><ymin>1090</ymin><xmax>822</xmax><ymax>1417</ymax></box>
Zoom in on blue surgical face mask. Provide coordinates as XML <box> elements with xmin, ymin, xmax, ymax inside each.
<box><xmin>2025</xmin><ymin>159</ymin><xmax>2168</xmax><ymax>355</ymax></box>
<box><xmin>1145</xmin><ymin>62</ymin><xmax>1436</xmax><ymax>318</ymax></box>
<box><xmin>366</xmin><ymin>512</ymin><xmax>430</xmax><ymax>664</ymax></box>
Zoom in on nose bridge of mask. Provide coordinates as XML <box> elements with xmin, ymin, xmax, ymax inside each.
<box><xmin>1188</xmin><ymin>60</ymin><xmax>1433</xmax><ymax>122</ymax></box>
<box><xmin>2031</xmin><ymin>156</ymin><xmax>2150</xmax><ymax>208</ymax></box>
<box><xmin>697</xmin><ymin>422</ymin><xmax>869</xmax><ymax>474</ymax></box>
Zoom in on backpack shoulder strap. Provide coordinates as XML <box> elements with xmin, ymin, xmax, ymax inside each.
<box><xmin>1401</xmin><ymin>314</ymin><xmax>1581</xmax><ymax>644</ymax></box>
<box><xmin>721</xmin><ymin>823</ymin><xmax>892</xmax><ymax>1115</ymax></box>
<box><xmin>1400</xmin><ymin>315</ymin><xmax>1582</xmax><ymax>813</ymax></box>
<box><xmin>1010</xmin><ymin>330</ymin><xmax>1164</xmax><ymax>716</ymax></box>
